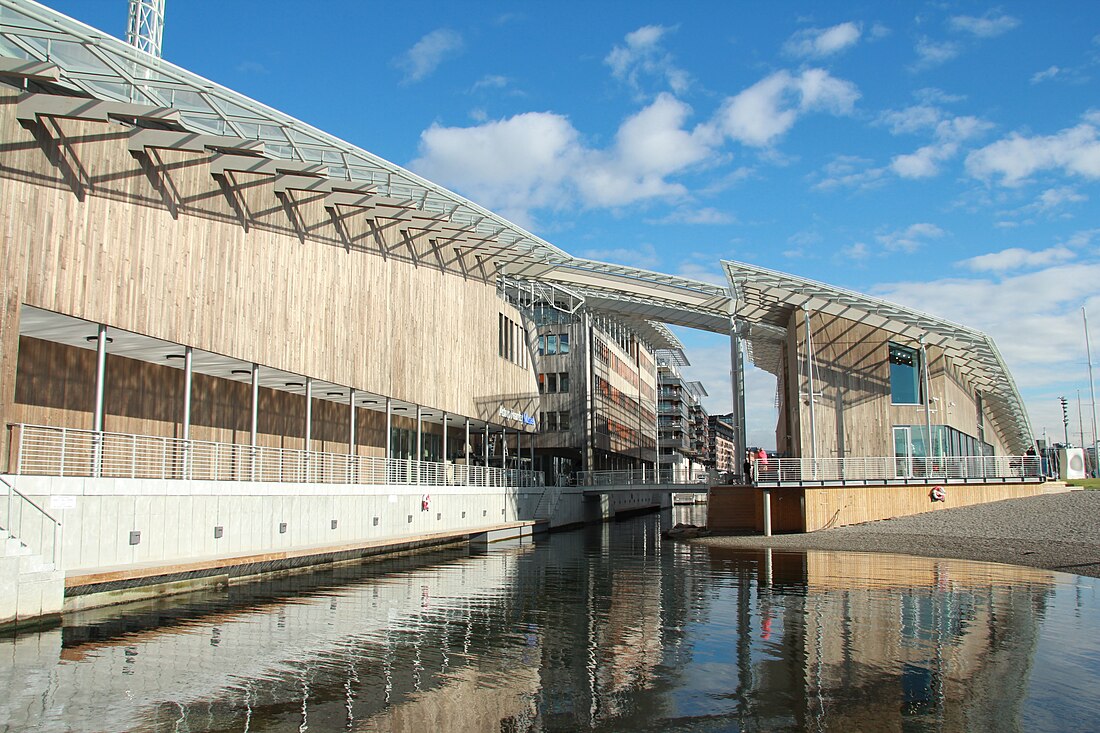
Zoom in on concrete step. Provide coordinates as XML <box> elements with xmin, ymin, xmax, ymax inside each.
<box><xmin>18</xmin><ymin>553</ymin><xmax>55</xmax><ymax>574</ymax></box>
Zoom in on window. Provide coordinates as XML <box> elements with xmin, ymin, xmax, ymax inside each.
<box><xmin>541</xmin><ymin>412</ymin><xmax>558</xmax><ymax>432</ymax></box>
<box><xmin>559</xmin><ymin>410</ymin><xmax>570</xmax><ymax>431</ymax></box>
<box><xmin>546</xmin><ymin>373</ymin><xmax>558</xmax><ymax>393</ymax></box>
<box><xmin>546</xmin><ymin>334</ymin><xmax>558</xmax><ymax>355</ymax></box>
<box><xmin>889</xmin><ymin>343</ymin><xmax>921</xmax><ymax>404</ymax></box>
<box><xmin>559</xmin><ymin>333</ymin><xmax>570</xmax><ymax>354</ymax></box>
<box><xmin>538</xmin><ymin>373</ymin><xmax>545</xmax><ymax>393</ymax></box>
<box><xmin>559</xmin><ymin>372</ymin><xmax>570</xmax><ymax>392</ymax></box>
<box><xmin>538</xmin><ymin>335</ymin><xmax>545</xmax><ymax>355</ymax></box>
<box><xmin>498</xmin><ymin>314</ymin><xmax>505</xmax><ymax>357</ymax></box>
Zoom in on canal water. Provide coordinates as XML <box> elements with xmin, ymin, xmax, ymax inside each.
<box><xmin>3</xmin><ymin>506</ymin><xmax>1099</xmax><ymax>732</ymax></box>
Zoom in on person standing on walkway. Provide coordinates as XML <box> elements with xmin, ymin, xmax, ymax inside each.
<box><xmin>743</xmin><ymin>450</ymin><xmax>753</xmax><ymax>484</ymax></box>
<box><xmin>757</xmin><ymin>447</ymin><xmax>769</xmax><ymax>482</ymax></box>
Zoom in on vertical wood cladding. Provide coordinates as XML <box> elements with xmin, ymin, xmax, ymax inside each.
<box><xmin>0</xmin><ymin>86</ymin><xmax>537</xmax><ymax>456</ymax></box>
<box><xmin>783</xmin><ymin>309</ymin><xmax>1004</xmax><ymax>459</ymax></box>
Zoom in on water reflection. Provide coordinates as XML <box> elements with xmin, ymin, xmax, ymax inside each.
<box><xmin>1</xmin><ymin>506</ymin><xmax>1097</xmax><ymax>732</ymax></box>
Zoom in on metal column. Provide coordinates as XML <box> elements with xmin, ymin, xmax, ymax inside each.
<box><xmin>804</xmin><ymin>311</ymin><xmax>818</xmax><ymax>463</ymax></box>
<box><xmin>729</xmin><ymin>319</ymin><xmax>747</xmax><ymax>477</ymax></box>
<box><xmin>304</xmin><ymin>378</ymin><xmax>312</xmax><ymax>481</ymax></box>
<box><xmin>348</xmin><ymin>389</ymin><xmax>356</xmax><ymax>453</ymax></box>
<box><xmin>92</xmin><ymin>324</ymin><xmax>108</xmax><ymax>477</ymax></box>
<box><xmin>385</xmin><ymin>397</ymin><xmax>392</xmax><ymax>459</ymax></box>
<box><xmin>250</xmin><ymin>362</ymin><xmax>259</xmax><ymax>481</ymax></box>
<box><xmin>464</xmin><ymin>417</ymin><xmax>470</xmax><ymax>464</ymax></box>
<box><xmin>182</xmin><ymin>346</ymin><xmax>193</xmax><ymax>479</ymax></box>
<box><xmin>920</xmin><ymin>335</ymin><xmax>933</xmax><ymax>469</ymax></box>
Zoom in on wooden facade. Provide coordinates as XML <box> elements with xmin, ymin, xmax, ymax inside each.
<box><xmin>0</xmin><ymin>85</ymin><xmax>538</xmax><ymax>466</ymax></box>
<box><xmin>779</xmin><ymin>309</ymin><xmax>1008</xmax><ymax>460</ymax></box>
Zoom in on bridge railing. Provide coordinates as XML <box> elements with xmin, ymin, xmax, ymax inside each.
<box><xmin>575</xmin><ymin>468</ymin><xmax>712</xmax><ymax>487</ymax></box>
<box><xmin>7</xmin><ymin>424</ymin><xmax>544</xmax><ymax>488</ymax></box>
<box><xmin>755</xmin><ymin>455</ymin><xmax>1042</xmax><ymax>484</ymax></box>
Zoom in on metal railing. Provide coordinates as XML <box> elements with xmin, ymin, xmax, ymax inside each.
<box><xmin>8</xmin><ymin>424</ymin><xmax>544</xmax><ymax>487</ymax></box>
<box><xmin>2</xmin><ymin>474</ymin><xmax>61</xmax><ymax>566</ymax></box>
<box><xmin>576</xmin><ymin>468</ymin><xmax>712</xmax><ymax>486</ymax></box>
<box><xmin>753</xmin><ymin>455</ymin><xmax>1043</xmax><ymax>484</ymax></box>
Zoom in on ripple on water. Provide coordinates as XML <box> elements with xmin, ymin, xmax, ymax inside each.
<box><xmin>1</xmin><ymin>509</ymin><xmax>1098</xmax><ymax>732</ymax></box>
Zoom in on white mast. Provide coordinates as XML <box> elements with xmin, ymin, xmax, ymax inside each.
<box><xmin>127</xmin><ymin>0</ymin><xmax>165</xmax><ymax>58</ymax></box>
<box><xmin>1085</xmin><ymin>307</ymin><xmax>1098</xmax><ymax>478</ymax></box>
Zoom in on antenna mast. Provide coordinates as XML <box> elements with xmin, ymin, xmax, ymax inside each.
<box><xmin>126</xmin><ymin>0</ymin><xmax>165</xmax><ymax>58</ymax></box>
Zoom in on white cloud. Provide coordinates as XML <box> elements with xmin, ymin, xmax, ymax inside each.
<box><xmin>605</xmin><ymin>25</ymin><xmax>690</xmax><ymax>96</ymax></box>
<box><xmin>966</xmin><ymin>120</ymin><xmax>1100</xmax><ymax>185</ymax></box>
<box><xmin>879</xmin><ymin>104</ymin><xmax>942</xmax><ymax>135</ymax></box>
<box><xmin>1031</xmin><ymin>65</ymin><xmax>1063</xmax><ymax>84</ymax></box>
<box><xmin>410</xmin><ymin>93</ymin><xmax>717</xmax><ymax>222</ymax></box>
<box><xmin>842</xmin><ymin>242</ymin><xmax>870</xmax><ymax>260</ymax></box>
<box><xmin>577</xmin><ymin>243</ymin><xmax>660</xmax><ymax>269</ymax></box>
<box><xmin>962</xmin><ymin>246</ymin><xmax>1076</xmax><ymax>272</ymax></box>
<box><xmin>784</xmin><ymin>22</ymin><xmax>862</xmax><ymax>58</ymax></box>
<box><xmin>876</xmin><ymin>222</ymin><xmax>946</xmax><ymax>253</ymax></box>
<box><xmin>715</xmin><ymin>68</ymin><xmax>859</xmax><ymax>147</ymax></box>
<box><xmin>811</xmin><ymin>155</ymin><xmax>887</xmax><ymax>191</ymax></box>
<box><xmin>394</xmin><ymin>29</ymin><xmax>464</xmax><ymax>83</ymax></box>
<box><xmin>650</xmin><ymin>207</ymin><xmax>737</xmax><ymax>225</ymax></box>
<box><xmin>913</xmin><ymin>37</ymin><xmax>961</xmax><ymax>70</ymax></box>
<box><xmin>409</xmin><ymin>111</ymin><xmax>580</xmax><ymax>225</ymax></box>
<box><xmin>472</xmin><ymin>75</ymin><xmax>510</xmax><ymax>91</ymax></box>
<box><xmin>949</xmin><ymin>12</ymin><xmax>1020</xmax><ymax>38</ymax></box>
<box><xmin>887</xmin><ymin>113</ymin><xmax>992</xmax><ymax>178</ymax></box>
<box><xmin>1034</xmin><ymin>186</ymin><xmax>1087</xmax><ymax>212</ymax></box>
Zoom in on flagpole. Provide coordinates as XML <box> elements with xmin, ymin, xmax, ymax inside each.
<box><xmin>1085</xmin><ymin>306</ymin><xmax>1098</xmax><ymax>478</ymax></box>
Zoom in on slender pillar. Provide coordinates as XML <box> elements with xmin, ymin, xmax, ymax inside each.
<box><xmin>920</xmin><ymin>335</ymin><xmax>933</xmax><ymax>472</ymax></box>
<box><xmin>729</xmin><ymin>319</ymin><xmax>747</xmax><ymax>476</ymax></box>
<box><xmin>464</xmin><ymin>417</ymin><xmax>470</xmax><ymax>464</ymax></box>
<box><xmin>804</xmin><ymin>311</ymin><xmax>817</xmax><ymax>463</ymax></box>
<box><xmin>762</xmin><ymin>489</ymin><xmax>772</xmax><ymax>537</ymax></box>
<box><xmin>92</xmin><ymin>324</ymin><xmax>108</xmax><ymax>477</ymax></box>
<box><xmin>349</xmin><ymin>389</ymin><xmax>356</xmax><ymax>453</ymax></box>
<box><xmin>1084</xmin><ymin>307</ymin><xmax>1098</xmax><ymax>479</ymax></box>
<box><xmin>304</xmin><ymin>378</ymin><xmax>313</xmax><ymax>450</ymax></box>
<box><xmin>385</xmin><ymin>397</ymin><xmax>392</xmax><ymax>459</ymax></box>
<box><xmin>250</xmin><ymin>362</ymin><xmax>259</xmax><ymax>481</ymax></box>
<box><xmin>182</xmin><ymin>346</ymin><xmax>193</xmax><ymax>441</ymax></box>
<box><xmin>440</xmin><ymin>411</ymin><xmax>448</xmax><ymax>462</ymax></box>
<box><xmin>416</xmin><ymin>406</ymin><xmax>422</xmax><ymax>460</ymax></box>
<box><xmin>484</xmin><ymin>423</ymin><xmax>490</xmax><ymax>466</ymax></box>
<box><xmin>181</xmin><ymin>346</ymin><xmax>193</xmax><ymax>479</ymax></box>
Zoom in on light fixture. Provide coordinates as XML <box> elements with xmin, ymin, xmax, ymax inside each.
<box><xmin>86</xmin><ymin>335</ymin><xmax>113</xmax><ymax>344</ymax></box>
<box><xmin>166</xmin><ymin>354</ymin><xmax>185</xmax><ymax>360</ymax></box>
<box><xmin>231</xmin><ymin>369</ymin><xmax>251</xmax><ymax>376</ymax></box>
<box><xmin>285</xmin><ymin>381</ymin><xmax>303</xmax><ymax>388</ymax></box>
<box><xmin>327</xmin><ymin>391</ymin><xmax>343</xmax><ymax>397</ymax></box>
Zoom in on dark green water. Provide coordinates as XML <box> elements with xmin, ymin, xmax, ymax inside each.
<box><xmin>2</xmin><ymin>506</ymin><xmax>1098</xmax><ymax>732</ymax></box>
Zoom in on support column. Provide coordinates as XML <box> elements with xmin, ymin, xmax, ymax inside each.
<box><xmin>464</xmin><ymin>417</ymin><xmax>470</xmax><ymax>464</ymax></box>
<box><xmin>415</xmin><ymin>406</ymin><xmax>422</xmax><ymax>484</ymax></box>
<box><xmin>92</xmin><ymin>324</ymin><xmax>108</xmax><ymax>477</ymax></box>
<box><xmin>729</xmin><ymin>319</ymin><xmax>747</xmax><ymax>480</ymax></box>
<box><xmin>484</xmin><ymin>423</ymin><xmax>490</xmax><ymax>467</ymax></box>
<box><xmin>442</xmin><ymin>411</ymin><xmax>449</xmax><ymax>484</ymax></box>
<box><xmin>762</xmin><ymin>488</ymin><xmax>772</xmax><ymax>537</ymax></box>
<box><xmin>182</xmin><ymin>346</ymin><xmax>193</xmax><ymax>479</ymax></box>
<box><xmin>250</xmin><ymin>362</ymin><xmax>259</xmax><ymax>480</ymax></box>
<box><xmin>385</xmin><ymin>397</ymin><xmax>392</xmax><ymax>458</ymax></box>
<box><xmin>304</xmin><ymin>377</ymin><xmax>312</xmax><ymax>481</ymax></box>
<box><xmin>804</xmin><ymin>311</ymin><xmax>817</xmax><ymax>464</ymax></box>
<box><xmin>920</xmin><ymin>335</ymin><xmax>933</xmax><ymax>473</ymax></box>
<box><xmin>348</xmin><ymin>388</ymin><xmax>356</xmax><ymax>484</ymax></box>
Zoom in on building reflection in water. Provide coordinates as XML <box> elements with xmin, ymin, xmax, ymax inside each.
<box><xmin>1</xmin><ymin>508</ymin><xmax>1095</xmax><ymax>732</ymax></box>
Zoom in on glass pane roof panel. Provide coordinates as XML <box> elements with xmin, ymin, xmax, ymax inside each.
<box><xmin>0</xmin><ymin>35</ymin><xmax>32</xmax><ymax>58</ymax></box>
<box><xmin>264</xmin><ymin>143</ymin><xmax>294</xmax><ymax>159</ymax></box>
<box><xmin>84</xmin><ymin>78</ymin><xmax>144</xmax><ymax>103</ymax></box>
<box><xmin>0</xmin><ymin>5</ymin><xmax>52</xmax><ymax>31</ymax></box>
<box><xmin>209</xmin><ymin>95</ymin><xmax>264</xmax><ymax>120</ymax></box>
<box><xmin>42</xmin><ymin>39</ymin><xmax>111</xmax><ymax>74</ymax></box>
<box><xmin>180</xmin><ymin>113</ymin><xmax>224</xmax><ymax>134</ymax></box>
<box><xmin>161</xmin><ymin>88</ymin><xmax>213</xmax><ymax>114</ymax></box>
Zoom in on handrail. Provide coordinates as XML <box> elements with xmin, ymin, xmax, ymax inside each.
<box><xmin>1</xmin><ymin>473</ymin><xmax>61</xmax><ymax>566</ymax></box>
<box><xmin>8</xmin><ymin>423</ymin><xmax>545</xmax><ymax>488</ymax></box>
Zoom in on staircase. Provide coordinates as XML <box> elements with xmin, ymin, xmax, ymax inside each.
<box><xmin>1</xmin><ymin>537</ymin><xmax>64</xmax><ymax>628</ymax></box>
<box><xmin>2</xmin><ymin>476</ymin><xmax>64</xmax><ymax>629</ymax></box>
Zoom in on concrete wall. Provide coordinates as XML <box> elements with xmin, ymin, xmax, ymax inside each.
<box><xmin>7</xmin><ymin>474</ymin><xmax>546</xmax><ymax>577</ymax></box>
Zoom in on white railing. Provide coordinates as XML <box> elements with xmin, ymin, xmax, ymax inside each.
<box><xmin>2</xmin><ymin>474</ymin><xmax>61</xmax><ymax>566</ymax></box>
<box><xmin>754</xmin><ymin>455</ymin><xmax>1042</xmax><ymax>484</ymax></box>
<box><xmin>576</xmin><ymin>468</ymin><xmax>713</xmax><ymax>487</ymax></box>
<box><xmin>8</xmin><ymin>424</ymin><xmax>544</xmax><ymax>488</ymax></box>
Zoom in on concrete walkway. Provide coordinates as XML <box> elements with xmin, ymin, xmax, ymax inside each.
<box><xmin>691</xmin><ymin>490</ymin><xmax>1100</xmax><ymax>578</ymax></box>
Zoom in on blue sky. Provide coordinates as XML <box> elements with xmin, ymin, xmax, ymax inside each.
<box><xmin>47</xmin><ymin>1</ymin><xmax>1100</xmax><ymax>450</ymax></box>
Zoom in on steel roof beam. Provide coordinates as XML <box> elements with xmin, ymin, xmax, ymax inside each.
<box><xmin>209</xmin><ymin>153</ymin><xmax>326</xmax><ymax>178</ymax></box>
<box><xmin>127</xmin><ymin>128</ymin><xmax>265</xmax><ymax>156</ymax></box>
<box><xmin>0</xmin><ymin>56</ymin><xmax>59</xmax><ymax>82</ymax></box>
<box><xmin>17</xmin><ymin>91</ymin><xmax>183</xmax><ymax>127</ymax></box>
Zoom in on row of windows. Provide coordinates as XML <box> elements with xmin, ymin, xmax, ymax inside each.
<box><xmin>498</xmin><ymin>314</ymin><xmax>527</xmax><ymax>367</ymax></box>
<box><xmin>595</xmin><ymin>375</ymin><xmax>656</xmax><ymax>425</ymax></box>
<box><xmin>531</xmin><ymin>306</ymin><xmax>574</xmax><ymax>327</ymax></box>
<box><xmin>592</xmin><ymin>337</ymin><xmax>640</xmax><ymax>389</ymax></box>
<box><xmin>595</xmin><ymin>412</ymin><xmax>657</xmax><ymax>451</ymax></box>
<box><xmin>541</xmin><ymin>410</ymin><xmax>572</xmax><ymax>432</ymax></box>
<box><xmin>537</xmin><ymin>333</ymin><xmax>571</xmax><ymax>356</ymax></box>
<box><xmin>538</xmin><ymin>372</ymin><xmax>570</xmax><ymax>393</ymax></box>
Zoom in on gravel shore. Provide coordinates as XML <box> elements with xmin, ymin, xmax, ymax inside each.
<box><xmin>690</xmin><ymin>490</ymin><xmax>1100</xmax><ymax>578</ymax></box>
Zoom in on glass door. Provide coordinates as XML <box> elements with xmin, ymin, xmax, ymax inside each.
<box><xmin>894</xmin><ymin>427</ymin><xmax>912</xmax><ymax>478</ymax></box>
